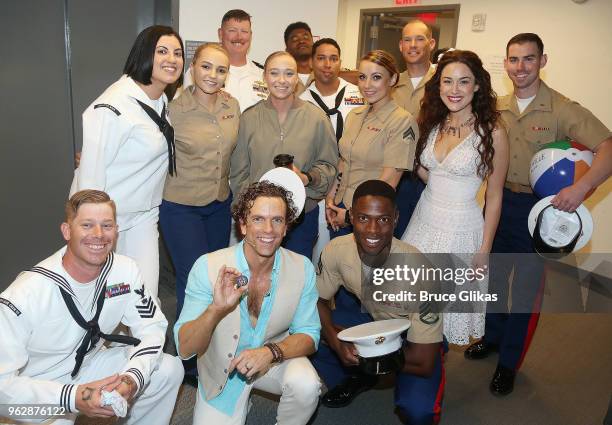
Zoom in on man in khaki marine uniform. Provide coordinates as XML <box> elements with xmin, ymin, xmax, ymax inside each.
<box><xmin>464</xmin><ymin>32</ymin><xmax>612</xmax><ymax>396</ymax></box>
<box><xmin>312</xmin><ymin>180</ymin><xmax>445</xmax><ymax>425</ymax></box>
<box><xmin>391</xmin><ymin>19</ymin><xmax>437</xmax><ymax>237</ymax></box>
<box><xmin>392</xmin><ymin>19</ymin><xmax>436</xmax><ymax>118</ymax></box>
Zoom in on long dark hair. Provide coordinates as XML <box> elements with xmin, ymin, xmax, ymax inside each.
<box><xmin>415</xmin><ymin>50</ymin><xmax>499</xmax><ymax>178</ymax></box>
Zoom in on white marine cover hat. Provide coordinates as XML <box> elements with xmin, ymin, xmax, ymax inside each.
<box><xmin>259</xmin><ymin>167</ymin><xmax>306</xmax><ymax>216</ymax></box>
<box><xmin>338</xmin><ymin>319</ymin><xmax>411</xmax><ymax>375</ymax></box>
<box><xmin>528</xmin><ymin>195</ymin><xmax>593</xmax><ymax>255</ymax></box>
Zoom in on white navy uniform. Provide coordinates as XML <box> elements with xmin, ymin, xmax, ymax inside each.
<box><xmin>224</xmin><ymin>59</ymin><xmax>268</xmax><ymax>112</ymax></box>
<box><xmin>300</xmin><ymin>78</ymin><xmax>364</xmax><ymax>263</ymax></box>
<box><xmin>0</xmin><ymin>248</ymin><xmax>183</xmax><ymax>424</ymax></box>
<box><xmin>70</xmin><ymin>75</ymin><xmax>169</xmax><ymax>299</ymax></box>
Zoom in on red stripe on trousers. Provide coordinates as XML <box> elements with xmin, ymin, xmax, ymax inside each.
<box><xmin>433</xmin><ymin>347</ymin><xmax>446</xmax><ymax>424</ymax></box>
<box><xmin>515</xmin><ymin>268</ymin><xmax>547</xmax><ymax>370</ymax></box>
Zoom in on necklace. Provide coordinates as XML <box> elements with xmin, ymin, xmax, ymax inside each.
<box><xmin>440</xmin><ymin>115</ymin><xmax>475</xmax><ymax>138</ymax></box>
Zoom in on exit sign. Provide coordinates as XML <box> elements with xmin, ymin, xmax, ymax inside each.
<box><xmin>394</xmin><ymin>0</ymin><xmax>420</xmax><ymax>5</ymax></box>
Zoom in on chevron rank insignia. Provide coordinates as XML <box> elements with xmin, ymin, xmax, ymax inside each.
<box><xmin>403</xmin><ymin>127</ymin><xmax>415</xmax><ymax>141</ymax></box>
<box><xmin>136</xmin><ymin>296</ymin><xmax>157</xmax><ymax>318</ymax></box>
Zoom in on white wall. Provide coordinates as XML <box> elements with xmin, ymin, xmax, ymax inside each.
<box><xmin>178</xmin><ymin>0</ymin><xmax>339</xmax><ymax>64</ymax></box>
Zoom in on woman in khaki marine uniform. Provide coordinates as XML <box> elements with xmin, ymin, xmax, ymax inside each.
<box><xmin>160</xmin><ymin>43</ymin><xmax>240</xmax><ymax>333</ymax></box>
<box><xmin>230</xmin><ymin>51</ymin><xmax>338</xmax><ymax>260</ymax></box>
<box><xmin>325</xmin><ymin>50</ymin><xmax>419</xmax><ymax>239</ymax></box>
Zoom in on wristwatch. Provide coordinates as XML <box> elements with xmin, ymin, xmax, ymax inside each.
<box><xmin>344</xmin><ymin>209</ymin><xmax>351</xmax><ymax>225</ymax></box>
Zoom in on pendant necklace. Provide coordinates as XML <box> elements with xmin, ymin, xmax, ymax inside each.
<box><xmin>440</xmin><ymin>115</ymin><xmax>475</xmax><ymax>138</ymax></box>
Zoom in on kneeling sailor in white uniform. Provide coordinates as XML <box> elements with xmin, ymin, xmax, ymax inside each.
<box><xmin>0</xmin><ymin>190</ymin><xmax>183</xmax><ymax>424</ymax></box>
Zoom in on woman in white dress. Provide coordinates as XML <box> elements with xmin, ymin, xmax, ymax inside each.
<box><xmin>401</xmin><ymin>50</ymin><xmax>509</xmax><ymax>345</ymax></box>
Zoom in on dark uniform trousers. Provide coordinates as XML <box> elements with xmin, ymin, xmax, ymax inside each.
<box><xmin>311</xmin><ymin>287</ymin><xmax>446</xmax><ymax>425</ymax></box>
<box><xmin>484</xmin><ymin>188</ymin><xmax>546</xmax><ymax>370</ymax></box>
<box><xmin>283</xmin><ymin>205</ymin><xmax>320</xmax><ymax>260</ymax></box>
<box><xmin>394</xmin><ymin>173</ymin><xmax>426</xmax><ymax>239</ymax></box>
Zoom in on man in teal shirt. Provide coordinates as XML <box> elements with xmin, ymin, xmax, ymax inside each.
<box><xmin>174</xmin><ymin>181</ymin><xmax>321</xmax><ymax>425</ymax></box>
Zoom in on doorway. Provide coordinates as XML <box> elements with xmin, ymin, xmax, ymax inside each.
<box><xmin>357</xmin><ymin>4</ymin><xmax>460</xmax><ymax>71</ymax></box>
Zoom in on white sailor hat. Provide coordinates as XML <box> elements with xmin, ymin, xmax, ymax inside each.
<box><xmin>338</xmin><ymin>319</ymin><xmax>411</xmax><ymax>375</ymax></box>
<box><xmin>528</xmin><ymin>195</ymin><xmax>593</xmax><ymax>256</ymax></box>
<box><xmin>259</xmin><ymin>167</ymin><xmax>306</xmax><ymax>216</ymax></box>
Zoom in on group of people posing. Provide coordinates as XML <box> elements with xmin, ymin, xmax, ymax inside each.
<box><xmin>1</xmin><ymin>7</ymin><xmax>611</xmax><ymax>425</ymax></box>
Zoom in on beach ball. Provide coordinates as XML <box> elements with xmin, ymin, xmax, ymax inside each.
<box><xmin>529</xmin><ymin>139</ymin><xmax>593</xmax><ymax>199</ymax></box>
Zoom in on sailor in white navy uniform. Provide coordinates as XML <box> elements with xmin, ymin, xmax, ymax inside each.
<box><xmin>299</xmin><ymin>38</ymin><xmax>364</xmax><ymax>263</ymax></box>
<box><xmin>0</xmin><ymin>190</ymin><xmax>183</xmax><ymax>424</ymax></box>
<box><xmin>70</xmin><ymin>26</ymin><xmax>184</xmax><ymax>300</ymax></box>
<box><xmin>217</xmin><ymin>10</ymin><xmax>267</xmax><ymax>112</ymax></box>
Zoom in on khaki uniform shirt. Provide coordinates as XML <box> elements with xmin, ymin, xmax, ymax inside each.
<box><xmin>392</xmin><ymin>66</ymin><xmax>436</xmax><ymax>118</ymax></box>
<box><xmin>295</xmin><ymin>73</ymin><xmax>315</xmax><ymax>97</ymax></box>
<box><xmin>499</xmin><ymin>81</ymin><xmax>611</xmax><ymax>185</ymax></box>
<box><xmin>163</xmin><ymin>87</ymin><xmax>240</xmax><ymax>206</ymax></box>
<box><xmin>230</xmin><ymin>98</ymin><xmax>339</xmax><ymax>212</ymax></box>
<box><xmin>335</xmin><ymin>100</ymin><xmax>418</xmax><ymax>206</ymax></box>
<box><xmin>317</xmin><ymin>235</ymin><xmax>443</xmax><ymax>344</ymax></box>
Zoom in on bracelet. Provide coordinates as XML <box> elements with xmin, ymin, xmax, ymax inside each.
<box><xmin>264</xmin><ymin>342</ymin><xmax>284</xmax><ymax>363</ymax></box>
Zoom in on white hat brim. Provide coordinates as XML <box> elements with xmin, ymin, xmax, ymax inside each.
<box><xmin>528</xmin><ymin>195</ymin><xmax>593</xmax><ymax>252</ymax></box>
<box><xmin>259</xmin><ymin>168</ymin><xmax>306</xmax><ymax>216</ymax></box>
<box><xmin>338</xmin><ymin>319</ymin><xmax>411</xmax><ymax>358</ymax></box>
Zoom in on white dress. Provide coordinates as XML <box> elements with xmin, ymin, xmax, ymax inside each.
<box><xmin>401</xmin><ymin>125</ymin><xmax>487</xmax><ymax>345</ymax></box>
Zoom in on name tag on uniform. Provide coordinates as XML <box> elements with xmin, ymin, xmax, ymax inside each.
<box><xmin>531</xmin><ymin>126</ymin><xmax>551</xmax><ymax>131</ymax></box>
<box><xmin>106</xmin><ymin>283</ymin><xmax>131</xmax><ymax>298</ymax></box>
<box><xmin>252</xmin><ymin>81</ymin><xmax>269</xmax><ymax>97</ymax></box>
<box><xmin>367</xmin><ymin>126</ymin><xmax>381</xmax><ymax>132</ymax></box>
<box><xmin>222</xmin><ymin>114</ymin><xmax>235</xmax><ymax>120</ymax></box>
<box><xmin>345</xmin><ymin>96</ymin><xmax>365</xmax><ymax>106</ymax></box>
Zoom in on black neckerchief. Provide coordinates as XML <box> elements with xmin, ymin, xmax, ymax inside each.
<box><xmin>135</xmin><ymin>99</ymin><xmax>177</xmax><ymax>176</ymax></box>
<box><xmin>29</xmin><ymin>254</ymin><xmax>140</xmax><ymax>377</ymax></box>
<box><xmin>309</xmin><ymin>86</ymin><xmax>347</xmax><ymax>141</ymax></box>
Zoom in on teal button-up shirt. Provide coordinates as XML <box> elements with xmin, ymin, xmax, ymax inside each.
<box><xmin>174</xmin><ymin>242</ymin><xmax>320</xmax><ymax>416</ymax></box>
